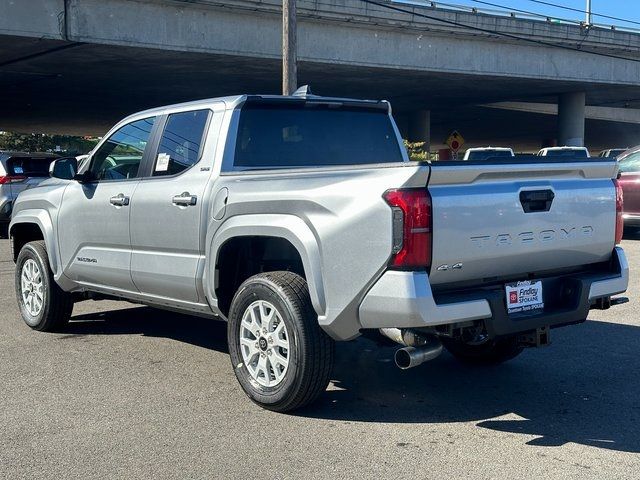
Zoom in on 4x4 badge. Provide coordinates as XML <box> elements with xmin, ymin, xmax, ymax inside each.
<box><xmin>436</xmin><ymin>263</ymin><xmax>463</xmax><ymax>272</ymax></box>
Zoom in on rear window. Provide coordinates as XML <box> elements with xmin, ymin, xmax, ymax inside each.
<box><xmin>233</xmin><ymin>103</ymin><xmax>403</xmax><ymax>169</ymax></box>
<box><xmin>544</xmin><ymin>149</ymin><xmax>589</xmax><ymax>159</ymax></box>
<box><xmin>7</xmin><ymin>157</ymin><xmax>55</xmax><ymax>177</ymax></box>
<box><xmin>466</xmin><ymin>150</ymin><xmax>513</xmax><ymax>161</ymax></box>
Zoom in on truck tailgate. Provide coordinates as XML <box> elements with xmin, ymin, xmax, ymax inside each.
<box><xmin>427</xmin><ymin>160</ymin><xmax>618</xmax><ymax>286</ymax></box>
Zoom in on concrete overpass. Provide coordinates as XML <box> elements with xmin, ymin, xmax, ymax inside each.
<box><xmin>1</xmin><ymin>0</ymin><xmax>640</xmax><ymax>151</ymax></box>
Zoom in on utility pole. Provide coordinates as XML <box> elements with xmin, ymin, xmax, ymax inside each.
<box><xmin>585</xmin><ymin>0</ymin><xmax>592</xmax><ymax>25</ymax></box>
<box><xmin>282</xmin><ymin>0</ymin><xmax>298</xmax><ymax>95</ymax></box>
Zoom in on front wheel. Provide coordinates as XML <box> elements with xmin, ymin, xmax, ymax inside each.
<box><xmin>15</xmin><ymin>240</ymin><xmax>74</xmax><ymax>331</ymax></box>
<box><xmin>227</xmin><ymin>271</ymin><xmax>334</xmax><ymax>412</ymax></box>
<box><xmin>442</xmin><ymin>336</ymin><xmax>523</xmax><ymax>365</ymax></box>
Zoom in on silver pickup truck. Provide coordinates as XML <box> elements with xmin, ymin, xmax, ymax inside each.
<box><xmin>9</xmin><ymin>89</ymin><xmax>629</xmax><ymax>412</ymax></box>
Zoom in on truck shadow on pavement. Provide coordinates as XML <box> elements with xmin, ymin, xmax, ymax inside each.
<box><xmin>66</xmin><ymin>306</ymin><xmax>229</xmax><ymax>353</ymax></box>
<box><xmin>65</xmin><ymin>306</ymin><xmax>639</xmax><ymax>453</ymax></box>
<box><xmin>303</xmin><ymin>320</ymin><xmax>640</xmax><ymax>454</ymax></box>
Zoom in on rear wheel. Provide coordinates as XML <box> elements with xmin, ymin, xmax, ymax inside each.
<box><xmin>15</xmin><ymin>241</ymin><xmax>73</xmax><ymax>332</ymax></box>
<box><xmin>227</xmin><ymin>271</ymin><xmax>334</xmax><ymax>412</ymax></box>
<box><xmin>442</xmin><ymin>336</ymin><xmax>523</xmax><ymax>365</ymax></box>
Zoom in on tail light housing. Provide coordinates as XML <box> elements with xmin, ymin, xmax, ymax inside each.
<box><xmin>614</xmin><ymin>178</ymin><xmax>624</xmax><ymax>244</ymax></box>
<box><xmin>383</xmin><ymin>188</ymin><xmax>432</xmax><ymax>270</ymax></box>
<box><xmin>0</xmin><ymin>175</ymin><xmax>26</xmax><ymax>184</ymax></box>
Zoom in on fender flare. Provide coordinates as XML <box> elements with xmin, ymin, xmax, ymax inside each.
<box><xmin>205</xmin><ymin>214</ymin><xmax>326</xmax><ymax>316</ymax></box>
<box><xmin>9</xmin><ymin>209</ymin><xmax>61</xmax><ymax>277</ymax></box>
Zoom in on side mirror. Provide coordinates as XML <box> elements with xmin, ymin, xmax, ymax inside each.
<box><xmin>49</xmin><ymin>157</ymin><xmax>78</xmax><ymax>180</ymax></box>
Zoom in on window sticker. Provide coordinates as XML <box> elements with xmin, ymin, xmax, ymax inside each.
<box><xmin>13</xmin><ymin>166</ymin><xmax>24</xmax><ymax>174</ymax></box>
<box><xmin>155</xmin><ymin>153</ymin><xmax>170</xmax><ymax>172</ymax></box>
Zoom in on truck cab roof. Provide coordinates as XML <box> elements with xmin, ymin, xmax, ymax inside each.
<box><xmin>123</xmin><ymin>88</ymin><xmax>389</xmax><ymax>126</ymax></box>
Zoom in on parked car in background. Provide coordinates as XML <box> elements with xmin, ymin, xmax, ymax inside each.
<box><xmin>537</xmin><ymin>146</ymin><xmax>590</xmax><ymax>158</ymax></box>
<box><xmin>463</xmin><ymin>147</ymin><xmax>515</xmax><ymax>161</ymax></box>
<box><xmin>0</xmin><ymin>151</ymin><xmax>58</xmax><ymax>225</ymax></box>
<box><xmin>599</xmin><ymin>148</ymin><xmax>627</xmax><ymax>159</ymax></box>
<box><xmin>616</xmin><ymin>146</ymin><xmax>640</xmax><ymax>229</ymax></box>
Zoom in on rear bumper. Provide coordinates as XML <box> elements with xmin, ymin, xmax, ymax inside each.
<box><xmin>623</xmin><ymin>213</ymin><xmax>640</xmax><ymax>227</ymax></box>
<box><xmin>359</xmin><ymin>247</ymin><xmax>628</xmax><ymax>337</ymax></box>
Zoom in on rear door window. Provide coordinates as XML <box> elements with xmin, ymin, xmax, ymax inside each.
<box><xmin>152</xmin><ymin>109</ymin><xmax>209</xmax><ymax>176</ymax></box>
<box><xmin>233</xmin><ymin>103</ymin><xmax>403</xmax><ymax>169</ymax></box>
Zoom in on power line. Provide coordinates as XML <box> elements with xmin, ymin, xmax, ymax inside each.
<box><xmin>469</xmin><ymin>0</ymin><xmax>583</xmax><ymax>25</ymax></box>
<box><xmin>169</xmin><ymin>0</ymin><xmax>639</xmax><ymax>59</ymax></box>
<box><xmin>361</xmin><ymin>0</ymin><xmax>640</xmax><ymax>63</ymax></box>
<box><xmin>423</xmin><ymin>0</ymin><xmax>575</xmax><ymax>23</ymax></box>
<box><xmin>526</xmin><ymin>0</ymin><xmax>640</xmax><ymax>27</ymax></box>
<box><xmin>0</xmin><ymin>43</ymin><xmax>82</xmax><ymax>68</ymax></box>
<box><xmin>401</xmin><ymin>1</ymin><xmax>638</xmax><ymax>49</ymax></box>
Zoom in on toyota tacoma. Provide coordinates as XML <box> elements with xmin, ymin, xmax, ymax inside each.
<box><xmin>9</xmin><ymin>88</ymin><xmax>629</xmax><ymax>411</ymax></box>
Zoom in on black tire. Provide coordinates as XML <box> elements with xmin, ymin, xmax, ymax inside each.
<box><xmin>15</xmin><ymin>240</ymin><xmax>74</xmax><ymax>332</ymax></box>
<box><xmin>442</xmin><ymin>336</ymin><xmax>523</xmax><ymax>365</ymax></box>
<box><xmin>227</xmin><ymin>271</ymin><xmax>334</xmax><ymax>412</ymax></box>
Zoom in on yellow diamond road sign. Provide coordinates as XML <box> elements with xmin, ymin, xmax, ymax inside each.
<box><xmin>446</xmin><ymin>131</ymin><xmax>465</xmax><ymax>152</ymax></box>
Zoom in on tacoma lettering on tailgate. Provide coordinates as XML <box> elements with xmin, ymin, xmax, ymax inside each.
<box><xmin>470</xmin><ymin>226</ymin><xmax>594</xmax><ymax>248</ymax></box>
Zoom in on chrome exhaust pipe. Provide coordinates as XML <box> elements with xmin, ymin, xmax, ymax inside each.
<box><xmin>379</xmin><ymin>328</ymin><xmax>443</xmax><ymax>369</ymax></box>
<box><xmin>380</xmin><ymin>327</ymin><xmax>425</xmax><ymax>347</ymax></box>
<box><xmin>394</xmin><ymin>343</ymin><xmax>443</xmax><ymax>370</ymax></box>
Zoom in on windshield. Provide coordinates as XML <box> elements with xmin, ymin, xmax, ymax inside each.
<box><xmin>619</xmin><ymin>152</ymin><xmax>640</xmax><ymax>173</ymax></box>
<box><xmin>233</xmin><ymin>103</ymin><xmax>404</xmax><ymax>169</ymax></box>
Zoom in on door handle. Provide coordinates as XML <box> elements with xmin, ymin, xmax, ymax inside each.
<box><xmin>172</xmin><ymin>192</ymin><xmax>197</xmax><ymax>206</ymax></box>
<box><xmin>109</xmin><ymin>194</ymin><xmax>130</xmax><ymax>206</ymax></box>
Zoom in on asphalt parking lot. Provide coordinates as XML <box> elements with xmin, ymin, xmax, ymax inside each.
<box><xmin>1</xmin><ymin>235</ymin><xmax>639</xmax><ymax>479</ymax></box>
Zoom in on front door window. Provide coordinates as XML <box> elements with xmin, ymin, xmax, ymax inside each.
<box><xmin>90</xmin><ymin>117</ymin><xmax>156</xmax><ymax>181</ymax></box>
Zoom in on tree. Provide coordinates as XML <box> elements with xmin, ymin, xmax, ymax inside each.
<box><xmin>0</xmin><ymin>132</ymin><xmax>98</xmax><ymax>155</ymax></box>
<box><xmin>403</xmin><ymin>140</ymin><xmax>428</xmax><ymax>162</ymax></box>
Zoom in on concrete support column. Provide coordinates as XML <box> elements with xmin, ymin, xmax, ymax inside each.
<box><xmin>408</xmin><ymin>110</ymin><xmax>431</xmax><ymax>152</ymax></box>
<box><xmin>558</xmin><ymin>92</ymin><xmax>586</xmax><ymax>147</ymax></box>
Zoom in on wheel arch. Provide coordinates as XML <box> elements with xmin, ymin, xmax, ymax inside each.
<box><xmin>206</xmin><ymin>214</ymin><xmax>325</xmax><ymax>318</ymax></box>
<box><xmin>9</xmin><ymin>210</ymin><xmax>60</xmax><ymax>275</ymax></box>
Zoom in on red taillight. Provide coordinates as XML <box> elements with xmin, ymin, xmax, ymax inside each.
<box><xmin>0</xmin><ymin>175</ymin><xmax>26</xmax><ymax>184</ymax></box>
<box><xmin>383</xmin><ymin>188</ymin><xmax>432</xmax><ymax>270</ymax></box>
<box><xmin>614</xmin><ymin>178</ymin><xmax>624</xmax><ymax>244</ymax></box>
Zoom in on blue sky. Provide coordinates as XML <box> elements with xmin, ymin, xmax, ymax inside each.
<box><xmin>415</xmin><ymin>0</ymin><xmax>640</xmax><ymax>28</ymax></box>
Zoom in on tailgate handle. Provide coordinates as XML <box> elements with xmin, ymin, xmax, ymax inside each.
<box><xmin>520</xmin><ymin>189</ymin><xmax>554</xmax><ymax>213</ymax></box>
